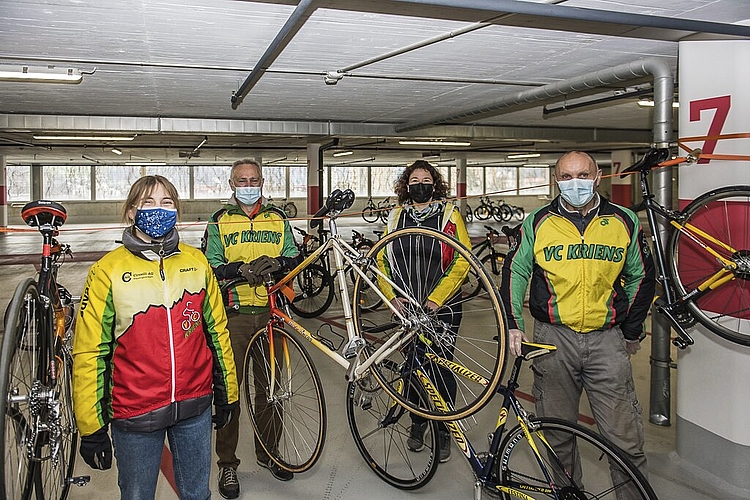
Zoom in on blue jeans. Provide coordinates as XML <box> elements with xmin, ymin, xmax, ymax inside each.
<box><xmin>111</xmin><ymin>405</ymin><xmax>212</xmax><ymax>500</ymax></box>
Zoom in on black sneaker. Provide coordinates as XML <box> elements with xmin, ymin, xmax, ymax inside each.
<box><xmin>218</xmin><ymin>467</ymin><xmax>240</xmax><ymax>499</ymax></box>
<box><xmin>257</xmin><ymin>458</ymin><xmax>294</xmax><ymax>481</ymax></box>
<box><xmin>407</xmin><ymin>422</ymin><xmax>427</xmax><ymax>452</ymax></box>
<box><xmin>438</xmin><ymin>430</ymin><xmax>451</xmax><ymax>463</ymax></box>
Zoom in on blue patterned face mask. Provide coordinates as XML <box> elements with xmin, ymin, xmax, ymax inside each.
<box><xmin>134</xmin><ymin>207</ymin><xmax>178</xmax><ymax>239</ymax></box>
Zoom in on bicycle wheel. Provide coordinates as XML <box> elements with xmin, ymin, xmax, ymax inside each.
<box><xmin>353</xmin><ymin>226</ymin><xmax>508</xmax><ymax>421</ymax></box>
<box><xmin>37</xmin><ymin>352</ymin><xmax>77</xmax><ymax>500</ymax></box>
<box><xmin>493</xmin><ymin>204</ymin><xmax>512</xmax><ymax>223</ymax></box>
<box><xmin>244</xmin><ymin>326</ymin><xmax>326</xmax><ymax>473</ymax></box>
<box><xmin>464</xmin><ymin>205</ymin><xmax>473</xmax><ymax>223</ymax></box>
<box><xmin>497</xmin><ymin>417</ymin><xmax>657</xmax><ymax>500</ymax></box>
<box><xmin>346</xmin><ymin>365</ymin><xmax>439</xmax><ymax>489</ymax></box>
<box><xmin>289</xmin><ymin>263</ymin><xmax>335</xmax><ymax>318</ymax></box>
<box><xmin>474</xmin><ymin>205</ymin><xmax>491</xmax><ymax>221</ymax></box>
<box><xmin>481</xmin><ymin>252</ymin><xmax>505</xmax><ymax>290</ymax></box>
<box><xmin>283</xmin><ymin>202</ymin><xmax>298</xmax><ymax>219</ymax></box>
<box><xmin>363</xmin><ymin>204</ymin><xmax>379</xmax><ymax>224</ymax></box>
<box><xmin>512</xmin><ymin>206</ymin><xmax>524</xmax><ymax>221</ymax></box>
<box><xmin>666</xmin><ymin>185</ymin><xmax>750</xmax><ymax>345</ymax></box>
<box><xmin>1</xmin><ymin>279</ymin><xmax>42</xmax><ymax>499</ymax></box>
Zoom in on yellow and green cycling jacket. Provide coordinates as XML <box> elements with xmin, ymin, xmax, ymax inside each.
<box><xmin>379</xmin><ymin>202</ymin><xmax>471</xmax><ymax>307</ymax></box>
<box><xmin>73</xmin><ymin>235</ymin><xmax>238</xmax><ymax>436</ymax></box>
<box><xmin>500</xmin><ymin>196</ymin><xmax>655</xmax><ymax>341</ymax></box>
<box><xmin>202</xmin><ymin>201</ymin><xmax>300</xmax><ymax>313</ymax></box>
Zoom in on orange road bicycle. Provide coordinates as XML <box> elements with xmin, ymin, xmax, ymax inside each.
<box><xmin>1</xmin><ymin>201</ymin><xmax>89</xmax><ymax>500</ymax></box>
<box><xmin>622</xmin><ymin>147</ymin><xmax>750</xmax><ymax>347</ymax></box>
<box><xmin>348</xmin><ymin>342</ymin><xmax>657</xmax><ymax>498</ymax></box>
<box><xmin>220</xmin><ymin>188</ymin><xmax>508</xmax><ymax>474</ymax></box>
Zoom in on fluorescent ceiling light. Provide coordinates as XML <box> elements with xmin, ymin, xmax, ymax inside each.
<box><xmin>0</xmin><ymin>65</ymin><xmax>83</xmax><ymax>84</ymax></box>
<box><xmin>332</xmin><ymin>150</ymin><xmax>354</xmax><ymax>157</ymax></box>
<box><xmin>637</xmin><ymin>99</ymin><xmax>679</xmax><ymax>108</ymax></box>
<box><xmin>33</xmin><ymin>135</ymin><xmax>136</xmax><ymax>141</ymax></box>
<box><xmin>111</xmin><ymin>148</ymin><xmax>123</xmax><ymax>155</ymax></box>
<box><xmin>507</xmin><ymin>153</ymin><xmax>541</xmax><ymax>159</ymax></box>
<box><xmin>523</xmin><ymin>163</ymin><xmax>550</xmax><ymax>168</ymax></box>
<box><xmin>398</xmin><ymin>140</ymin><xmax>471</xmax><ymax>147</ymax></box>
<box><xmin>125</xmin><ymin>162</ymin><xmax>167</xmax><ymax>166</ymax></box>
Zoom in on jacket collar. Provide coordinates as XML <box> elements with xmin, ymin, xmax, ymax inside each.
<box><xmin>121</xmin><ymin>226</ymin><xmax>180</xmax><ymax>261</ymax></box>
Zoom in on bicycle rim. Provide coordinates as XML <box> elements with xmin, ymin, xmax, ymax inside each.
<box><xmin>289</xmin><ymin>263</ymin><xmax>335</xmax><ymax>318</ymax></box>
<box><xmin>497</xmin><ymin>418</ymin><xmax>657</xmax><ymax>500</ymax></box>
<box><xmin>1</xmin><ymin>279</ymin><xmax>41</xmax><ymax>500</ymax></box>
<box><xmin>667</xmin><ymin>185</ymin><xmax>750</xmax><ymax>346</ymax></box>
<box><xmin>284</xmin><ymin>202</ymin><xmax>298</xmax><ymax>219</ymax></box>
<box><xmin>346</xmin><ymin>370</ymin><xmax>438</xmax><ymax>489</ymax></box>
<box><xmin>363</xmin><ymin>208</ymin><xmax>379</xmax><ymax>224</ymax></box>
<box><xmin>244</xmin><ymin>326</ymin><xmax>326</xmax><ymax>473</ymax></box>
<box><xmin>353</xmin><ymin>226</ymin><xmax>508</xmax><ymax>421</ymax></box>
<box><xmin>348</xmin><ymin>243</ymin><xmax>383</xmax><ymax>311</ymax></box>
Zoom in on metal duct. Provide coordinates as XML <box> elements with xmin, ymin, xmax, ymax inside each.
<box><xmin>396</xmin><ymin>57</ymin><xmax>674</xmax><ymax>140</ymax></box>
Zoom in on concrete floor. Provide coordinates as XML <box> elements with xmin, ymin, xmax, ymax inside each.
<box><xmin>0</xmin><ymin>214</ymin><xmax>746</xmax><ymax>500</ymax></box>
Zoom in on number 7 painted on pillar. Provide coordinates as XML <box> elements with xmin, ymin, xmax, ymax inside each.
<box><xmin>689</xmin><ymin>95</ymin><xmax>731</xmax><ymax>164</ymax></box>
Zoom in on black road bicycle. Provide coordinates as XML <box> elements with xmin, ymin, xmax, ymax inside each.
<box><xmin>347</xmin><ymin>341</ymin><xmax>657</xmax><ymax>498</ymax></box>
<box><xmin>1</xmin><ymin>201</ymin><xmax>89</xmax><ymax>500</ymax></box>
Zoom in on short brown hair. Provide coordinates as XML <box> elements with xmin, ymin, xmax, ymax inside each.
<box><xmin>122</xmin><ymin>175</ymin><xmax>181</xmax><ymax>223</ymax></box>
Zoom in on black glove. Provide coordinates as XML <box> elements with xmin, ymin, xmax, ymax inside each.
<box><xmin>239</xmin><ymin>255</ymin><xmax>281</xmax><ymax>286</ymax></box>
<box><xmin>79</xmin><ymin>426</ymin><xmax>112</xmax><ymax>470</ymax></box>
<box><xmin>212</xmin><ymin>402</ymin><xmax>238</xmax><ymax>430</ymax></box>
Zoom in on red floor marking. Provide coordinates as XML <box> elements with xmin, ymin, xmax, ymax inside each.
<box><xmin>160</xmin><ymin>445</ymin><xmax>180</xmax><ymax>494</ymax></box>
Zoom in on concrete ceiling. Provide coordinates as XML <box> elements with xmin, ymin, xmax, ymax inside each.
<box><xmin>0</xmin><ymin>0</ymin><xmax>748</xmax><ymax>168</ymax></box>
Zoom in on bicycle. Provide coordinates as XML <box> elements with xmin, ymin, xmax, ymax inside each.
<box><xmin>220</xmin><ymin>188</ymin><xmax>508</xmax><ymax>473</ymax></box>
<box><xmin>268</xmin><ymin>197</ymin><xmax>298</xmax><ymax>219</ymax></box>
<box><xmin>1</xmin><ymin>200</ymin><xmax>89</xmax><ymax>500</ymax></box>
<box><xmin>347</xmin><ymin>341</ymin><xmax>657</xmax><ymax>498</ymax></box>
<box><xmin>462</xmin><ymin>224</ymin><xmax>520</xmax><ymax>299</ymax></box>
<box><xmin>621</xmin><ymin>147</ymin><xmax>750</xmax><ymax>348</ymax></box>
<box><xmin>361</xmin><ymin>197</ymin><xmax>379</xmax><ymax>224</ymax></box>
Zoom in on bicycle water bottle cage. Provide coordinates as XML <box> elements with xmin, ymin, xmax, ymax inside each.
<box><xmin>21</xmin><ymin>200</ymin><xmax>67</xmax><ymax>228</ymax></box>
<box><xmin>619</xmin><ymin>148</ymin><xmax>670</xmax><ymax>178</ymax></box>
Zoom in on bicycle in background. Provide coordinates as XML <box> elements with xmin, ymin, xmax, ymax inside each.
<box><xmin>347</xmin><ymin>341</ymin><xmax>657</xmax><ymax>498</ymax></box>
<box><xmin>267</xmin><ymin>196</ymin><xmax>298</xmax><ymax>219</ymax></box>
<box><xmin>1</xmin><ymin>201</ymin><xmax>89</xmax><ymax>500</ymax></box>
<box><xmin>621</xmin><ymin>147</ymin><xmax>750</xmax><ymax>348</ymax></box>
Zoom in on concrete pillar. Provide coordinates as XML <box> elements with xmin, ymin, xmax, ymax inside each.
<box><xmin>456</xmin><ymin>156</ymin><xmax>467</xmax><ymax>214</ymax></box>
<box><xmin>306</xmin><ymin>143</ymin><xmax>322</xmax><ymax>218</ymax></box>
<box><xmin>676</xmin><ymin>39</ymin><xmax>750</xmax><ymax>495</ymax></box>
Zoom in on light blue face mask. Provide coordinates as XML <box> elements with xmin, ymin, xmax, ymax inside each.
<box><xmin>235</xmin><ymin>186</ymin><xmax>262</xmax><ymax>206</ymax></box>
<box><xmin>557</xmin><ymin>177</ymin><xmax>596</xmax><ymax>208</ymax></box>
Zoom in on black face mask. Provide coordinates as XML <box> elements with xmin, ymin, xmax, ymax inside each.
<box><xmin>408</xmin><ymin>183</ymin><xmax>434</xmax><ymax>204</ymax></box>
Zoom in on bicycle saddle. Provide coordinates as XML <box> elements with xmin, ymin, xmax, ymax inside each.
<box><xmin>619</xmin><ymin>148</ymin><xmax>670</xmax><ymax>178</ymax></box>
<box><xmin>21</xmin><ymin>200</ymin><xmax>68</xmax><ymax>228</ymax></box>
<box><xmin>311</xmin><ymin>189</ymin><xmax>356</xmax><ymax>228</ymax></box>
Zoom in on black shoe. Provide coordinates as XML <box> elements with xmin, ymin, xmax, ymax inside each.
<box><xmin>257</xmin><ymin>458</ymin><xmax>294</xmax><ymax>481</ymax></box>
<box><xmin>407</xmin><ymin>422</ymin><xmax>427</xmax><ymax>452</ymax></box>
<box><xmin>438</xmin><ymin>430</ymin><xmax>451</xmax><ymax>463</ymax></box>
<box><xmin>218</xmin><ymin>467</ymin><xmax>240</xmax><ymax>499</ymax></box>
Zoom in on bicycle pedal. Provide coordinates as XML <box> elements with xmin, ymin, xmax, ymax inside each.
<box><xmin>68</xmin><ymin>475</ymin><xmax>91</xmax><ymax>486</ymax></box>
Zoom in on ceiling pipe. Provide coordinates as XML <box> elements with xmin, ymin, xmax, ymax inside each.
<box><xmin>230</xmin><ymin>0</ymin><xmax>317</xmax><ymax>110</ymax></box>
<box><xmin>542</xmin><ymin>87</ymin><xmax>655</xmax><ymax>116</ymax></box>
<box><xmin>396</xmin><ymin>58</ymin><xmax>674</xmax><ymax>141</ymax></box>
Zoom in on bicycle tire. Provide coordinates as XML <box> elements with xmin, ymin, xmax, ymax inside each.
<box><xmin>493</xmin><ymin>204</ymin><xmax>512</xmax><ymax>223</ymax></box>
<box><xmin>244</xmin><ymin>326</ymin><xmax>326</xmax><ymax>473</ymax></box>
<box><xmin>512</xmin><ymin>206</ymin><xmax>524</xmax><ymax>221</ymax></box>
<box><xmin>0</xmin><ymin>278</ymin><xmax>42</xmax><ymax>500</ymax></box>
<box><xmin>283</xmin><ymin>202</ymin><xmax>298</xmax><ymax>219</ymax></box>
<box><xmin>474</xmin><ymin>205</ymin><xmax>491</xmax><ymax>221</ymax></box>
<box><xmin>346</xmin><ymin>365</ymin><xmax>439</xmax><ymax>489</ymax></box>
<box><xmin>289</xmin><ymin>263</ymin><xmax>335</xmax><ymax>318</ymax></box>
<box><xmin>352</xmin><ymin>226</ymin><xmax>508</xmax><ymax>421</ymax></box>
<box><xmin>496</xmin><ymin>417</ymin><xmax>657</xmax><ymax>500</ymax></box>
<box><xmin>465</xmin><ymin>206</ymin><xmax>473</xmax><ymax>223</ymax></box>
<box><xmin>363</xmin><ymin>205</ymin><xmax>379</xmax><ymax>224</ymax></box>
<box><xmin>666</xmin><ymin>185</ymin><xmax>750</xmax><ymax>346</ymax></box>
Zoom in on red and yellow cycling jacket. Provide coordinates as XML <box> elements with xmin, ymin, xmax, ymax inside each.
<box><xmin>73</xmin><ymin>241</ymin><xmax>238</xmax><ymax>436</ymax></box>
<box><xmin>501</xmin><ymin>196</ymin><xmax>655</xmax><ymax>341</ymax></box>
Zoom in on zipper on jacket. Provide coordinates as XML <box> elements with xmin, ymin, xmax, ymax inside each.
<box><xmin>161</xmin><ymin>255</ymin><xmax>177</xmax><ymax>404</ymax></box>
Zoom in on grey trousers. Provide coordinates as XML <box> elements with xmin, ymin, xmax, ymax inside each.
<box><xmin>530</xmin><ymin>321</ymin><xmax>648</xmax><ymax>486</ymax></box>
